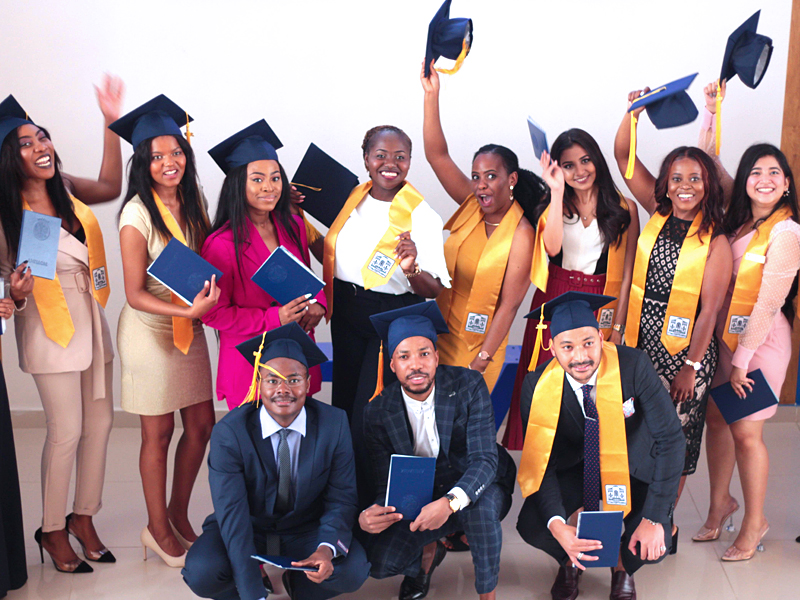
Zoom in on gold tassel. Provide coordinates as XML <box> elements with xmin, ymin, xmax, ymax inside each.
<box><xmin>624</xmin><ymin>114</ymin><xmax>638</xmax><ymax>180</ymax></box>
<box><xmin>436</xmin><ymin>38</ymin><xmax>470</xmax><ymax>75</ymax></box>
<box><xmin>240</xmin><ymin>332</ymin><xmax>267</xmax><ymax>407</ymax></box>
<box><xmin>290</xmin><ymin>182</ymin><xmax>323</xmax><ymax>192</ymax></box>
<box><xmin>528</xmin><ymin>302</ymin><xmax>552</xmax><ymax>371</ymax></box>
<box><xmin>368</xmin><ymin>342</ymin><xmax>385</xmax><ymax>401</ymax></box>
<box><xmin>715</xmin><ymin>80</ymin><xmax>722</xmax><ymax>156</ymax></box>
<box><xmin>185</xmin><ymin>111</ymin><xmax>193</xmax><ymax>145</ymax></box>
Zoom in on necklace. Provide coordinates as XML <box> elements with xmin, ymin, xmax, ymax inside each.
<box><xmin>484</xmin><ymin>220</ymin><xmax>501</xmax><ymax>226</ymax></box>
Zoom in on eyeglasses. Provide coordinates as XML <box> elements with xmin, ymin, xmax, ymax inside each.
<box><xmin>260</xmin><ymin>376</ymin><xmax>307</xmax><ymax>390</ymax></box>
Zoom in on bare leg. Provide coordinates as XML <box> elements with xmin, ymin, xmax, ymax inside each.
<box><xmin>726</xmin><ymin>419</ymin><xmax>769</xmax><ymax>556</ymax></box>
<box><xmin>672</xmin><ymin>476</ymin><xmax>688</xmax><ymax>535</ymax></box>
<box><xmin>140</xmin><ymin>413</ymin><xmax>183</xmax><ymax>558</ymax></box>
<box><xmin>478</xmin><ymin>590</ymin><xmax>496</xmax><ymax>600</ymax></box>
<box><xmin>699</xmin><ymin>400</ymin><xmax>738</xmax><ymax>532</ymax></box>
<box><xmin>167</xmin><ymin>400</ymin><xmax>215</xmax><ymax>543</ymax></box>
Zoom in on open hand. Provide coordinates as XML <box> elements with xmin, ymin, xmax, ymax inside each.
<box><xmin>539</xmin><ymin>151</ymin><xmax>565</xmax><ymax>194</ymax></box>
<box><xmin>95</xmin><ymin>74</ymin><xmax>125</xmax><ymax>123</ymax></box>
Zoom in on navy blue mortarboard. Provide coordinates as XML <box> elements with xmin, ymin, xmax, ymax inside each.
<box><xmin>525</xmin><ymin>291</ymin><xmax>616</xmax><ymax>339</ymax></box>
<box><xmin>108</xmin><ymin>94</ymin><xmax>193</xmax><ymax>149</ymax></box>
<box><xmin>0</xmin><ymin>95</ymin><xmax>34</xmax><ymax>144</ymax></box>
<box><xmin>208</xmin><ymin>120</ymin><xmax>283</xmax><ymax>174</ymax></box>
<box><xmin>291</xmin><ymin>143</ymin><xmax>359</xmax><ymax>228</ymax></box>
<box><xmin>371</xmin><ymin>301</ymin><xmax>450</xmax><ymax>359</ymax></box>
<box><xmin>721</xmin><ymin>10</ymin><xmax>773</xmax><ymax>88</ymax></box>
<box><xmin>425</xmin><ymin>0</ymin><xmax>473</xmax><ymax>77</ymax></box>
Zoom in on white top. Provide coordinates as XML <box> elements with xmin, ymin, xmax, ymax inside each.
<box><xmin>561</xmin><ymin>215</ymin><xmax>604</xmax><ymax>274</ymax></box>
<box><xmin>400</xmin><ymin>385</ymin><xmax>470</xmax><ymax>509</ymax></box>
<box><xmin>334</xmin><ymin>193</ymin><xmax>451</xmax><ymax>294</ymax></box>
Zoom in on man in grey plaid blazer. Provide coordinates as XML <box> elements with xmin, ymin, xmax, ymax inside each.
<box><xmin>358</xmin><ymin>302</ymin><xmax>516</xmax><ymax>600</ymax></box>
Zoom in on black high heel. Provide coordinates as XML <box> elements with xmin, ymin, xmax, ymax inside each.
<box><xmin>66</xmin><ymin>513</ymin><xmax>116</xmax><ymax>563</ymax></box>
<box><xmin>670</xmin><ymin>527</ymin><xmax>679</xmax><ymax>555</ymax></box>
<box><xmin>34</xmin><ymin>527</ymin><xmax>93</xmax><ymax>573</ymax></box>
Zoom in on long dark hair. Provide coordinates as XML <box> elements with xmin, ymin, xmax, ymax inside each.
<box><xmin>118</xmin><ymin>135</ymin><xmax>209</xmax><ymax>251</ymax></box>
<box><xmin>0</xmin><ymin>125</ymin><xmax>77</xmax><ymax>261</ymax></box>
<box><xmin>472</xmin><ymin>144</ymin><xmax>548</xmax><ymax>226</ymax></box>
<box><xmin>547</xmin><ymin>128</ymin><xmax>630</xmax><ymax>248</ymax></box>
<box><xmin>210</xmin><ymin>161</ymin><xmax>303</xmax><ymax>279</ymax></box>
<box><xmin>653</xmin><ymin>146</ymin><xmax>724</xmax><ymax>239</ymax></box>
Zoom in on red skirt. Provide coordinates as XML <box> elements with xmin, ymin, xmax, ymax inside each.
<box><xmin>501</xmin><ymin>263</ymin><xmax>606</xmax><ymax>450</ymax></box>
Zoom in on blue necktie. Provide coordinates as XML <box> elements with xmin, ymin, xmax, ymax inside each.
<box><xmin>582</xmin><ymin>384</ymin><xmax>601</xmax><ymax>512</ymax></box>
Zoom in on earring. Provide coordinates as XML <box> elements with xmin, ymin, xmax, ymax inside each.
<box><xmin>784</xmin><ymin>189</ymin><xmax>790</xmax><ymax>197</ymax></box>
<box><xmin>510</xmin><ymin>184</ymin><xmax>515</xmax><ymax>202</ymax></box>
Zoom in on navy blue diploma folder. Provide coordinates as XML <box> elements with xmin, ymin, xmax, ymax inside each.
<box><xmin>576</xmin><ymin>511</ymin><xmax>624</xmax><ymax>568</ymax></box>
<box><xmin>710</xmin><ymin>369</ymin><xmax>778</xmax><ymax>424</ymax></box>
<box><xmin>386</xmin><ymin>455</ymin><xmax>436</xmax><ymax>521</ymax></box>
<box><xmin>146</xmin><ymin>237</ymin><xmax>223</xmax><ymax>305</ymax></box>
<box><xmin>251</xmin><ymin>246</ymin><xmax>324</xmax><ymax>306</ymax></box>
<box><xmin>16</xmin><ymin>209</ymin><xmax>61</xmax><ymax>280</ymax></box>
<box><xmin>251</xmin><ymin>555</ymin><xmax>318</xmax><ymax>572</ymax></box>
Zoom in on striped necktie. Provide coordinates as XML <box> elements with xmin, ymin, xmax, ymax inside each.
<box><xmin>582</xmin><ymin>384</ymin><xmax>601</xmax><ymax>512</ymax></box>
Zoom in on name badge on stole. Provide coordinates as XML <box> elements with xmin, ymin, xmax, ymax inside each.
<box><xmin>367</xmin><ymin>251</ymin><xmax>395</xmax><ymax>278</ymax></box>
<box><xmin>605</xmin><ymin>484</ymin><xmax>628</xmax><ymax>506</ymax></box>
<box><xmin>598</xmin><ymin>308</ymin><xmax>614</xmax><ymax>330</ymax></box>
<box><xmin>728</xmin><ymin>315</ymin><xmax>749</xmax><ymax>335</ymax></box>
<box><xmin>666</xmin><ymin>316</ymin><xmax>690</xmax><ymax>339</ymax></box>
<box><xmin>465</xmin><ymin>312</ymin><xmax>489</xmax><ymax>334</ymax></box>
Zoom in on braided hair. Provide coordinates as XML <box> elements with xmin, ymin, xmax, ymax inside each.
<box><xmin>362</xmin><ymin>125</ymin><xmax>412</xmax><ymax>158</ymax></box>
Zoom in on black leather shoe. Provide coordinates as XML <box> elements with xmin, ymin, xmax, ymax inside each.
<box><xmin>550</xmin><ymin>565</ymin><xmax>581</xmax><ymax>600</ymax></box>
<box><xmin>399</xmin><ymin>540</ymin><xmax>447</xmax><ymax>600</ymax></box>
<box><xmin>610</xmin><ymin>570</ymin><xmax>636</xmax><ymax>600</ymax></box>
<box><xmin>669</xmin><ymin>527</ymin><xmax>679</xmax><ymax>556</ymax></box>
<box><xmin>262</xmin><ymin>571</ymin><xmax>274</xmax><ymax>594</ymax></box>
<box><xmin>282</xmin><ymin>570</ymin><xmax>294</xmax><ymax>600</ymax></box>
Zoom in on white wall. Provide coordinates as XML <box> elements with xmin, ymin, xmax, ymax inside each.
<box><xmin>1</xmin><ymin>0</ymin><xmax>791</xmax><ymax>411</ymax></box>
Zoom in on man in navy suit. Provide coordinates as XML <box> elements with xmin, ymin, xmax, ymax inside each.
<box><xmin>359</xmin><ymin>303</ymin><xmax>516</xmax><ymax>600</ymax></box>
<box><xmin>182</xmin><ymin>324</ymin><xmax>370</xmax><ymax>600</ymax></box>
<box><xmin>515</xmin><ymin>292</ymin><xmax>685</xmax><ymax>600</ymax></box>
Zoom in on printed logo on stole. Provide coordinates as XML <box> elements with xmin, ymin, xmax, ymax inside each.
<box><xmin>605</xmin><ymin>484</ymin><xmax>628</xmax><ymax>506</ymax></box>
<box><xmin>367</xmin><ymin>251</ymin><xmax>395</xmax><ymax>278</ymax></box>
<box><xmin>598</xmin><ymin>308</ymin><xmax>614</xmax><ymax>330</ymax></box>
<box><xmin>465</xmin><ymin>312</ymin><xmax>489</xmax><ymax>334</ymax></box>
<box><xmin>622</xmin><ymin>398</ymin><xmax>635</xmax><ymax>418</ymax></box>
<box><xmin>666</xmin><ymin>316</ymin><xmax>690</xmax><ymax>338</ymax></box>
<box><xmin>92</xmin><ymin>266</ymin><xmax>108</xmax><ymax>290</ymax></box>
<box><xmin>728</xmin><ymin>315</ymin><xmax>749</xmax><ymax>335</ymax></box>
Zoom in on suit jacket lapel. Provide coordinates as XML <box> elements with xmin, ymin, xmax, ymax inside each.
<box><xmin>242</xmin><ymin>218</ymin><xmax>273</xmax><ymax>271</ymax></box>
<box><xmin>434</xmin><ymin>379</ymin><xmax>455</xmax><ymax>459</ymax></box>
<box><xmin>246</xmin><ymin>406</ymin><xmax>278</xmax><ymax>512</ymax></box>
<box><xmin>294</xmin><ymin>405</ymin><xmax>317</xmax><ymax>513</ymax></box>
<box><xmin>562</xmin><ymin>376</ymin><xmax>585</xmax><ymax>433</ymax></box>
<box><xmin>385</xmin><ymin>390</ymin><xmax>415</xmax><ymax>456</ymax></box>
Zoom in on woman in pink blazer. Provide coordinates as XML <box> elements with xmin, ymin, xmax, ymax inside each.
<box><xmin>202</xmin><ymin>121</ymin><xmax>327</xmax><ymax>409</ymax></box>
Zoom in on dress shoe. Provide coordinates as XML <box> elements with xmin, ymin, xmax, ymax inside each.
<box><xmin>34</xmin><ymin>528</ymin><xmax>93</xmax><ymax>574</ymax></box>
<box><xmin>721</xmin><ymin>522</ymin><xmax>769</xmax><ymax>562</ymax></box>
<box><xmin>399</xmin><ymin>540</ymin><xmax>447</xmax><ymax>600</ymax></box>
<box><xmin>550</xmin><ymin>565</ymin><xmax>581</xmax><ymax>600</ymax></box>
<box><xmin>693</xmin><ymin>498</ymin><xmax>739</xmax><ymax>542</ymax></box>
<box><xmin>66</xmin><ymin>513</ymin><xmax>116</xmax><ymax>563</ymax></box>
<box><xmin>669</xmin><ymin>527</ymin><xmax>679</xmax><ymax>556</ymax></box>
<box><xmin>610</xmin><ymin>569</ymin><xmax>636</xmax><ymax>600</ymax></box>
<box><xmin>168</xmin><ymin>518</ymin><xmax>194</xmax><ymax>551</ymax></box>
<box><xmin>140</xmin><ymin>526</ymin><xmax>185</xmax><ymax>568</ymax></box>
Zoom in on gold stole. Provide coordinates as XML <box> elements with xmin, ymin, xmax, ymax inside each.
<box><xmin>437</xmin><ymin>196</ymin><xmax>528</xmax><ymax>351</ymax></box>
<box><xmin>626</xmin><ymin>210</ymin><xmax>711</xmax><ymax>355</ymax></box>
<box><xmin>24</xmin><ymin>197</ymin><xmax>110</xmax><ymax>348</ymax></box>
<box><xmin>722</xmin><ymin>206</ymin><xmax>793</xmax><ymax>351</ymax></box>
<box><xmin>518</xmin><ymin>342</ymin><xmax>631</xmax><ymax>516</ymax></box>
<box><xmin>322</xmin><ymin>181</ymin><xmax>423</xmax><ymax>318</ymax></box>
<box><xmin>152</xmin><ymin>191</ymin><xmax>194</xmax><ymax>355</ymax></box>
<box><xmin>530</xmin><ymin>194</ymin><xmax>630</xmax><ymax>338</ymax></box>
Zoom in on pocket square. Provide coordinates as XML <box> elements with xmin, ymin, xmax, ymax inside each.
<box><xmin>622</xmin><ymin>398</ymin><xmax>636</xmax><ymax>418</ymax></box>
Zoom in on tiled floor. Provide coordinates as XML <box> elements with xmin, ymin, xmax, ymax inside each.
<box><xmin>6</xmin><ymin>420</ymin><xmax>800</xmax><ymax>599</ymax></box>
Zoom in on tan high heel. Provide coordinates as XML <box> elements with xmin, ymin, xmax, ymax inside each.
<box><xmin>169</xmin><ymin>519</ymin><xmax>194</xmax><ymax>551</ymax></box>
<box><xmin>693</xmin><ymin>498</ymin><xmax>740</xmax><ymax>542</ymax></box>
<box><xmin>721</xmin><ymin>522</ymin><xmax>769</xmax><ymax>561</ymax></box>
<box><xmin>140</xmin><ymin>526</ymin><xmax>186</xmax><ymax>568</ymax></box>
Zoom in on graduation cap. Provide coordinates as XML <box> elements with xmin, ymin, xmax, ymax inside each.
<box><xmin>367</xmin><ymin>301</ymin><xmax>450</xmax><ymax>399</ymax></box>
<box><xmin>235</xmin><ymin>322</ymin><xmax>327</xmax><ymax>407</ymax></box>
<box><xmin>0</xmin><ymin>95</ymin><xmax>34</xmax><ymax>144</ymax></box>
<box><xmin>290</xmin><ymin>143</ymin><xmax>359</xmax><ymax>228</ymax></box>
<box><xmin>624</xmin><ymin>74</ymin><xmax>699</xmax><ymax>179</ymax></box>
<box><xmin>425</xmin><ymin>0</ymin><xmax>473</xmax><ymax>77</ymax></box>
<box><xmin>523</xmin><ymin>291</ymin><xmax>616</xmax><ymax>370</ymax></box>
<box><xmin>714</xmin><ymin>11</ymin><xmax>773</xmax><ymax>155</ymax></box>
<box><xmin>208</xmin><ymin>119</ymin><xmax>283</xmax><ymax>174</ymax></box>
<box><xmin>527</xmin><ymin>117</ymin><xmax>548</xmax><ymax>160</ymax></box>
<box><xmin>109</xmin><ymin>94</ymin><xmax>193</xmax><ymax>149</ymax></box>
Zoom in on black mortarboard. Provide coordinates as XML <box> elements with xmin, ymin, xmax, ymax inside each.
<box><xmin>525</xmin><ymin>291</ymin><xmax>616</xmax><ymax>339</ymax></box>
<box><xmin>108</xmin><ymin>94</ymin><xmax>193</xmax><ymax>148</ymax></box>
<box><xmin>370</xmin><ymin>301</ymin><xmax>450</xmax><ymax>359</ymax></box>
<box><xmin>720</xmin><ymin>10</ymin><xmax>773</xmax><ymax>88</ymax></box>
<box><xmin>208</xmin><ymin>120</ymin><xmax>283</xmax><ymax>174</ymax></box>
<box><xmin>425</xmin><ymin>0</ymin><xmax>473</xmax><ymax>77</ymax></box>
<box><xmin>290</xmin><ymin>143</ymin><xmax>359</xmax><ymax>228</ymax></box>
<box><xmin>0</xmin><ymin>95</ymin><xmax>34</xmax><ymax>144</ymax></box>
<box><xmin>627</xmin><ymin>73</ymin><xmax>699</xmax><ymax>129</ymax></box>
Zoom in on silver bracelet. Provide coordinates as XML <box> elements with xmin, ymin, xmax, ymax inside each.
<box><xmin>644</xmin><ymin>518</ymin><xmax>659</xmax><ymax>527</ymax></box>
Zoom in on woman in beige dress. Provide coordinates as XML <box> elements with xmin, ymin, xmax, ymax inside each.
<box><xmin>111</xmin><ymin>95</ymin><xmax>219</xmax><ymax>567</ymax></box>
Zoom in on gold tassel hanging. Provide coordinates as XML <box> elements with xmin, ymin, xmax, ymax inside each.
<box><xmin>715</xmin><ymin>80</ymin><xmax>723</xmax><ymax>155</ymax></box>
<box><xmin>528</xmin><ymin>302</ymin><xmax>552</xmax><ymax>371</ymax></box>
<box><xmin>368</xmin><ymin>342</ymin><xmax>385</xmax><ymax>402</ymax></box>
<box><xmin>240</xmin><ymin>332</ymin><xmax>267</xmax><ymax>407</ymax></box>
<box><xmin>624</xmin><ymin>114</ymin><xmax>638</xmax><ymax>180</ymax></box>
<box><xmin>185</xmin><ymin>111</ymin><xmax>193</xmax><ymax>145</ymax></box>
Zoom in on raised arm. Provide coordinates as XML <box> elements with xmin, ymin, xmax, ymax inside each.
<box><xmin>613</xmin><ymin>88</ymin><xmax>658</xmax><ymax>214</ymax></box>
<box><xmin>610</xmin><ymin>199</ymin><xmax>640</xmax><ymax>344</ymax></box>
<box><xmin>63</xmin><ymin>75</ymin><xmax>125</xmax><ymax>205</ymax></box>
<box><xmin>421</xmin><ymin>60</ymin><xmax>473</xmax><ymax>204</ymax></box>
<box><xmin>699</xmin><ymin>80</ymin><xmax>735</xmax><ymax>205</ymax></box>
<box><xmin>539</xmin><ymin>151</ymin><xmax>566</xmax><ymax>257</ymax></box>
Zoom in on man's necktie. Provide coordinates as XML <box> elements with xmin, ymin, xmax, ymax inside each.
<box><xmin>582</xmin><ymin>384</ymin><xmax>601</xmax><ymax>512</ymax></box>
<box><xmin>276</xmin><ymin>429</ymin><xmax>292</xmax><ymax>514</ymax></box>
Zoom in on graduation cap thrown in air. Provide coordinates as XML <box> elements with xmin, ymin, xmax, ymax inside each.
<box><xmin>425</xmin><ymin>0</ymin><xmax>473</xmax><ymax>77</ymax></box>
<box><xmin>109</xmin><ymin>94</ymin><xmax>193</xmax><ymax>149</ymax></box>
<box><xmin>208</xmin><ymin>119</ymin><xmax>283</xmax><ymax>174</ymax></box>
<box><xmin>290</xmin><ymin>143</ymin><xmax>359</xmax><ymax>228</ymax></box>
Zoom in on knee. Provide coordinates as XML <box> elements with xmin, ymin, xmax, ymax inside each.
<box><xmin>141</xmin><ymin>424</ymin><xmax>174</xmax><ymax>453</ymax></box>
<box><xmin>184</xmin><ymin>419</ymin><xmax>214</xmax><ymax>446</ymax></box>
<box><xmin>182</xmin><ymin>545</ymin><xmax>230</xmax><ymax>597</ymax></box>
<box><xmin>333</xmin><ymin>544</ymin><xmax>371</xmax><ymax>593</ymax></box>
<box><xmin>44</xmin><ymin>414</ymin><xmax>82</xmax><ymax>450</ymax></box>
<box><xmin>366</xmin><ymin>543</ymin><xmax>401</xmax><ymax>579</ymax></box>
<box><xmin>730</xmin><ymin>428</ymin><xmax>764</xmax><ymax>452</ymax></box>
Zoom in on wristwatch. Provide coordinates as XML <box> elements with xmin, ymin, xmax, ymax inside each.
<box><xmin>477</xmin><ymin>350</ymin><xmax>491</xmax><ymax>361</ymax></box>
<box><xmin>445</xmin><ymin>493</ymin><xmax>461</xmax><ymax>513</ymax></box>
<box><xmin>684</xmin><ymin>358</ymin><xmax>702</xmax><ymax>371</ymax></box>
<box><xmin>612</xmin><ymin>323</ymin><xmax>625</xmax><ymax>334</ymax></box>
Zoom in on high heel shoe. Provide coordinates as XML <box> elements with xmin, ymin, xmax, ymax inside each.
<box><xmin>141</xmin><ymin>526</ymin><xmax>186</xmax><ymax>568</ymax></box>
<box><xmin>66</xmin><ymin>513</ymin><xmax>116</xmax><ymax>563</ymax></box>
<box><xmin>721</xmin><ymin>522</ymin><xmax>769</xmax><ymax>562</ymax></box>
<box><xmin>34</xmin><ymin>527</ymin><xmax>93</xmax><ymax>573</ymax></box>
<box><xmin>168</xmin><ymin>519</ymin><xmax>194</xmax><ymax>551</ymax></box>
<box><xmin>669</xmin><ymin>527</ymin><xmax>679</xmax><ymax>555</ymax></box>
<box><xmin>692</xmin><ymin>498</ymin><xmax>740</xmax><ymax>542</ymax></box>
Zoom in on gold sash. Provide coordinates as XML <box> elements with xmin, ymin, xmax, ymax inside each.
<box><xmin>437</xmin><ymin>195</ymin><xmax>530</xmax><ymax>351</ymax></box>
<box><xmin>530</xmin><ymin>194</ymin><xmax>631</xmax><ymax>338</ymax></box>
<box><xmin>626</xmin><ymin>210</ymin><xmax>711</xmax><ymax>355</ymax></box>
<box><xmin>722</xmin><ymin>206</ymin><xmax>793</xmax><ymax>351</ymax></box>
<box><xmin>518</xmin><ymin>342</ymin><xmax>631</xmax><ymax>516</ymax></box>
<box><xmin>152</xmin><ymin>190</ymin><xmax>194</xmax><ymax>355</ymax></box>
<box><xmin>322</xmin><ymin>181</ymin><xmax>423</xmax><ymax>318</ymax></box>
<box><xmin>24</xmin><ymin>197</ymin><xmax>110</xmax><ymax>348</ymax></box>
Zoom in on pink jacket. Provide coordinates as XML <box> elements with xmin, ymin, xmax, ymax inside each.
<box><xmin>201</xmin><ymin>215</ymin><xmax>327</xmax><ymax>409</ymax></box>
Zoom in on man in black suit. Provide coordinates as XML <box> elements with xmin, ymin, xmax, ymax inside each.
<box><xmin>516</xmin><ymin>292</ymin><xmax>685</xmax><ymax>600</ymax></box>
<box><xmin>181</xmin><ymin>324</ymin><xmax>370</xmax><ymax>600</ymax></box>
<box><xmin>358</xmin><ymin>303</ymin><xmax>516</xmax><ymax>600</ymax></box>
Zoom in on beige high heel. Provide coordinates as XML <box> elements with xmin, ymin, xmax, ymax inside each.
<box><xmin>693</xmin><ymin>498</ymin><xmax>740</xmax><ymax>542</ymax></box>
<box><xmin>141</xmin><ymin>526</ymin><xmax>186</xmax><ymax>568</ymax></box>
<box><xmin>721</xmin><ymin>522</ymin><xmax>769</xmax><ymax>562</ymax></box>
<box><xmin>169</xmin><ymin>519</ymin><xmax>194</xmax><ymax>550</ymax></box>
